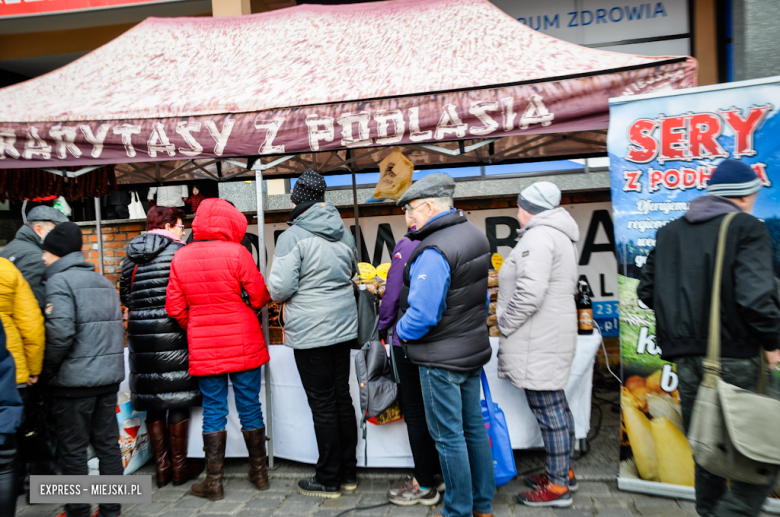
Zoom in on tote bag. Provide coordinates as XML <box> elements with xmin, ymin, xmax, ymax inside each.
<box><xmin>480</xmin><ymin>369</ymin><xmax>516</xmax><ymax>486</ymax></box>
<box><xmin>687</xmin><ymin>211</ymin><xmax>780</xmax><ymax>485</ymax></box>
<box><xmin>128</xmin><ymin>192</ymin><xmax>146</xmax><ymax>220</ymax></box>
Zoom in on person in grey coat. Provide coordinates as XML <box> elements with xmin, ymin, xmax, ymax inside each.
<box><xmin>41</xmin><ymin>222</ymin><xmax>125</xmax><ymax>517</ymax></box>
<box><xmin>0</xmin><ymin>205</ymin><xmax>68</xmax><ymax>310</ymax></box>
<box><xmin>497</xmin><ymin>182</ymin><xmax>579</xmax><ymax>508</ymax></box>
<box><xmin>268</xmin><ymin>169</ymin><xmax>358</xmax><ymax>499</ymax></box>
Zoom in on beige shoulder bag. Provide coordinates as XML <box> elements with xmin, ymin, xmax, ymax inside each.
<box><xmin>687</xmin><ymin>211</ymin><xmax>780</xmax><ymax>485</ymax></box>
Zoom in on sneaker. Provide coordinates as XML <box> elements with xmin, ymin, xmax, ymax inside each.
<box><xmin>341</xmin><ymin>478</ymin><xmax>358</xmax><ymax>491</ymax></box>
<box><xmin>517</xmin><ymin>483</ymin><xmax>573</xmax><ymax>508</ymax></box>
<box><xmin>388</xmin><ymin>475</ymin><xmax>415</xmax><ymax>498</ymax></box>
<box><xmin>525</xmin><ymin>470</ymin><xmax>578</xmax><ymax>492</ymax></box>
<box><xmin>433</xmin><ymin>473</ymin><xmax>446</xmax><ymax>493</ymax></box>
<box><xmin>297</xmin><ymin>476</ymin><xmax>341</xmax><ymax>499</ymax></box>
<box><xmin>388</xmin><ymin>477</ymin><xmax>440</xmax><ymax>506</ymax></box>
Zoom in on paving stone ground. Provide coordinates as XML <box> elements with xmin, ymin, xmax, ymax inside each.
<box><xmin>19</xmin><ymin>475</ymin><xmax>775</xmax><ymax>517</ymax></box>
<box><xmin>13</xmin><ymin>393</ymin><xmax>775</xmax><ymax>517</ymax></box>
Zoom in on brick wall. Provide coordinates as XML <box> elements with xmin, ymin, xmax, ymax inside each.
<box><xmin>79</xmin><ymin>222</ymin><xmax>147</xmax><ymax>285</ymax></box>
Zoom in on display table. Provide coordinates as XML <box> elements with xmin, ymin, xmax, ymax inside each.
<box><xmin>183</xmin><ymin>332</ymin><xmax>601</xmax><ymax>466</ymax></box>
<box><xmin>119</xmin><ymin>332</ymin><xmax>602</xmax><ymax>466</ymax></box>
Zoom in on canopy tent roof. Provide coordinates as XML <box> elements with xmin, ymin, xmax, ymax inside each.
<box><xmin>0</xmin><ymin>0</ymin><xmax>697</xmax><ymax>176</ymax></box>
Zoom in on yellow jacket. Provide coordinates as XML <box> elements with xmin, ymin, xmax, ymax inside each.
<box><xmin>0</xmin><ymin>257</ymin><xmax>45</xmax><ymax>384</ymax></box>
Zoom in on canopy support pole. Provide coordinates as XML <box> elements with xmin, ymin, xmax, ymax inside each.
<box><xmin>255</xmin><ymin>170</ymin><xmax>274</xmax><ymax>469</ymax></box>
<box><xmin>94</xmin><ymin>198</ymin><xmax>104</xmax><ymax>275</ymax></box>
<box><xmin>351</xmin><ymin>169</ymin><xmax>362</xmax><ymax>263</ymax></box>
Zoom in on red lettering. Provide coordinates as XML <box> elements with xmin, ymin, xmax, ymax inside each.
<box><xmin>698</xmin><ymin>165</ymin><xmax>715</xmax><ymax>188</ymax></box>
<box><xmin>663</xmin><ymin>169</ymin><xmax>681</xmax><ymax>189</ymax></box>
<box><xmin>658</xmin><ymin>115</ymin><xmax>689</xmax><ymax>164</ymax></box>
<box><xmin>688</xmin><ymin>113</ymin><xmax>728</xmax><ymax>160</ymax></box>
<box><xmin>751</xmin><ymin>162</ymin><xmax>771</xmax><ymax>187</ymax></box>
<box><xmin>623</xmin><ymin>170</ymin><xmax>643</xmax><ymax>192</ymax></box>
<box><xmin>648</xmin><ymin>168</ymin><xmax>664</xmax><ymax>192</ymax></box>
<box><xmin>681</xmin><ymin>167</ymin><xmax>698</xmax><ymax>189</ymax></box>
<box><xmin>626</xmin><ymin>119</ymin><xmax>658</xmax><ymax>163</ymax></box>
<box><xmin>720</xmin><ymin>105</ymin><xmax>772</xmax><ymax>159</ymax></box>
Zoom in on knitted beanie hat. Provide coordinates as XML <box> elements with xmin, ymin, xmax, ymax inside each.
<box><xmin>517</xmin><ymin>181</ymin><xmax>562</xmax><ymax>215</ymax></box>
<box><xmin>706</xmin><ymin>159</ymin><xmax>763</xmax><ymax>197</ymax></box>
<box><xmin>42</xmin><ymin>222</ymin><xmax>83</xmax><ymax>258</ymax></box>
<box><xmin>291</xmin><ymin>169</ymin><xmax>327</xmax><ymax>205</ymax></box>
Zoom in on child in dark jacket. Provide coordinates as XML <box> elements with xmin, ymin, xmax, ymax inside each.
<box><xmin>41</xmin><ymin>222</ymin><xmax>125</xmax><ymax>517</ymax></box>
<box><xmin>185</xmin><ymin>186</ymin><xmax>206</xmax><ymax>214</ymax></box>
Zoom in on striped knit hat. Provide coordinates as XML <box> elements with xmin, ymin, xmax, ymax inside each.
<box><xmin>706</xmin><ymin>159</ymin><xmax>763</xmax><ymax>198</ymax></box>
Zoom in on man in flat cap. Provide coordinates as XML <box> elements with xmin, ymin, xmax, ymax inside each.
<box><xmin>1</xmin><ymin>205</ymin><xmax>68</xmax><ymax>501</ymax></box>
<box><xmin>2</xmin><ymin>205</ymin><xmax>69</xmax><ymax>310</ymax></box>
<box><xmin>395</xmin><ymin>174</ymin><xmax>495</xmax><ymax>517</ymax></box>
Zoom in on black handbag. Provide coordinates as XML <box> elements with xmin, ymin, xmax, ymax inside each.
<box><xmin>18</xmin><ymin>384</ymin><xmax>56</xmax><ymax>463</ymax></box>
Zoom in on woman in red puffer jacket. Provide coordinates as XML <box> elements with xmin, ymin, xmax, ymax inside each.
<box><xmin>166</xmin><ymin>198</ymin><xmax>271</xmax><ymax>500</ymax></box>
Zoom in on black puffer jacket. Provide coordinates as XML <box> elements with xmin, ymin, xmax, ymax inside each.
<box><xmin>120</xmin><ymin>233</ymin><xmax>200</xmax><ymax>411</ymax></box>
<box><xmin>638</xmin><ymin>196</ymin><xmax>780</xmax><ymax>360</ymax></box>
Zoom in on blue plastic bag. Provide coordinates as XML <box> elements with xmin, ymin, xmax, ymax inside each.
<box><xmin>480</xmin><ymin>369</ymin><xmax>517</xmax><ymax>486</ymax></box>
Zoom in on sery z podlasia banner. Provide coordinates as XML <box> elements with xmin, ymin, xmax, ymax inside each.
<box><xmin>608</xmin><ymin>77</ymin><xmax>780</xmax><ymax>489</ymax></box>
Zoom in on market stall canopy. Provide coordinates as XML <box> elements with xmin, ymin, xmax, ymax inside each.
<box><xmin>0</xmin><ymin>0</ymin><xmax>696</xmax><ymax>176</ymax></box>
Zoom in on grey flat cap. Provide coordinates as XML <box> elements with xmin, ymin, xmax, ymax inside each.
<box><xmin>27</xmin><ymin>205</ymin><xmax>69</xmax><ymax>223</ymax></box>
<box><xmin>396</xmin><ymin>173</ymin><xmax>455</xmax><ymax>207</ymax></box>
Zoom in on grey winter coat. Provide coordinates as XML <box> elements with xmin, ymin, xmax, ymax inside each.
<box><xmin>42</xmin><ymin>252</ymin><xmax>125</xmax><ymax>392</ymax></box>
<box><xmin>268</xmin><ymin>202</ymin><xmax>358</xmax><ymax>349</ymax></box>
<box><xmin>0</xmin><ymin>225</ymin><xmax>46</xmax><ymax>309</ymax></box>
<box><xmin>496</xmin><ymin>208</ymin><xmax>579</xmax><ymax>391</ymax></box>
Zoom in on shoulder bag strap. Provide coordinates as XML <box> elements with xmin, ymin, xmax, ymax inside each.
<box><xmin>130</xmin><ymin>264</ymin><xmax>139</xmax><ymax>290</ymax></box>
<box><xmin>702</xmin><ymin>211</ymin><xmax>738</xmax><ymax>387</ymax></box>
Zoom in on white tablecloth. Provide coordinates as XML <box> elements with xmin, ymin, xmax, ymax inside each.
<box><xmin>162</xmin><ymin>332</ymin><xmax>601</xmax><ymax>467</ymax></box>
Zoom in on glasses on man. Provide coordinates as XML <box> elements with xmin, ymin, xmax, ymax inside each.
<box><xmin>402</xmin><ymin>202</ymin><xmax>426</xmax><ymax>213</ymax></box>
<box><xmin>175</xmin><ymin>224</ymin><xmax>185</xmax><ymax>228</ymax></box>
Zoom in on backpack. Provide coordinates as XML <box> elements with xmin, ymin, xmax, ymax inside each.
<box><xmin>354</xmin><ymin>318</ymin><xmax>398</xmax><ymax>465</ymax></box>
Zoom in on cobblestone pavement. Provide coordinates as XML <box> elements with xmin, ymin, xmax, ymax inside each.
<box><xmin>12</xmin><ymin>395</ymin><xmax>774</xmax><ymax>517</ymax></box>
<box><xmin>17</xmin><ymin>474</ymin><xmax>776</xmax><ymax>517</ymax></box>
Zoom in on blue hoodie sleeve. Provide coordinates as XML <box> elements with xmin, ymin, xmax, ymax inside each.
<box><xmin>396</xmin><ymin>249</ymin><xmax>451</xmax><ymax>341</ymax></box>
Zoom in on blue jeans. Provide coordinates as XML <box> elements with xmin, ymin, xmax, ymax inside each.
<box><xmin>420</xmin><ymin>366</ymin><xmax>495</xmax><ymax>517</ymax></box>
<box><xmin>199</xmin><ymin>367</ymin><xmax>264</xmax><ymax>434</ymax></box>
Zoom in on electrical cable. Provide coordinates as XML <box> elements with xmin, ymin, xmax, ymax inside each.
<box><xmin>593</xmin><ymin>321</ymin><xmax>622</xmax><ymax>386</ymax></box>
<box><xmin>600</xmin><ymin>338</ymin><xmax>622</xmax><ymax>385</ymax></box>
<box><xmin>331</xmin><ymin>502</ymin><xmax>391</xmax><ymax>517</ymax></box>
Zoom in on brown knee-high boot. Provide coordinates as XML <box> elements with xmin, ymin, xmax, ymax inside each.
<box><xmin>190</xmin><ymin>431</ymin><xmax>226</xmax><ymax>500</ymax></box>
<box><xmin>147</xmin><ymin>419</ymin><xmax>172</xmax><ymax>488</ymax></box>
<box><xmin>169</xmin><ymin>419</ymin><xmax>204</xmax><ymax>486</ymax></box>
<box><xmin>242</xmin><ymin>428</ymin><xmax>270</xmax><ymax>490</ymax></box>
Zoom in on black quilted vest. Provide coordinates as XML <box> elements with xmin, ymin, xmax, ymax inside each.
<box><xmin>399</xmin><ymin>210</ymin><xmax>492</xmax><ymax>372</ymax></box>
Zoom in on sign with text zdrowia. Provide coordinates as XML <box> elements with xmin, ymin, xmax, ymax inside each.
<box><xmin>608</xmin><ymin>77</ymin><xmax>780</xmax><ymax>492</ymax></box>
<box><xmin>0</xmin><ymin>0</ymin><xmax>176</xmax><ymax>18</ymax></box>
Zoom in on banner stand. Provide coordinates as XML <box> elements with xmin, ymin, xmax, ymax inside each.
<box><xmin>609</xmin><ymin>75</ymin><xmax>780</xmax><ymax>512</ymax></box>
<box><xmin>618</xmin><ymin>479</ymin><xmax>780</xmax><ymax>514</ymax></box>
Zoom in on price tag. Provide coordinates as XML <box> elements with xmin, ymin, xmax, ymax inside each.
<box><xmin>358</xmin><ymin>262</ymin><xmax>377</xmax><ymax>280</ymax></box>
<box><xmin>375</xmin><ymin>263</ymin><xmax>391</xmax><ymax>280</ymax></box>
<box><xmin>491</xmin><ymin>253</ymin><xmax>504</xmax><ymax>270</ymax></box>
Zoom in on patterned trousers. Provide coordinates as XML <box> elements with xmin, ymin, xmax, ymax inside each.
<box><xmin>525</xmin><ymin>389</ymin><xmax>575</xmax><ymax>487</ymax></box>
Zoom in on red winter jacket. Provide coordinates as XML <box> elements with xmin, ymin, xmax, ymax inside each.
<box><xmin>166</xmin><ymin>199</ymin><xmax>271</xmax><ymax>377</ymax></box>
